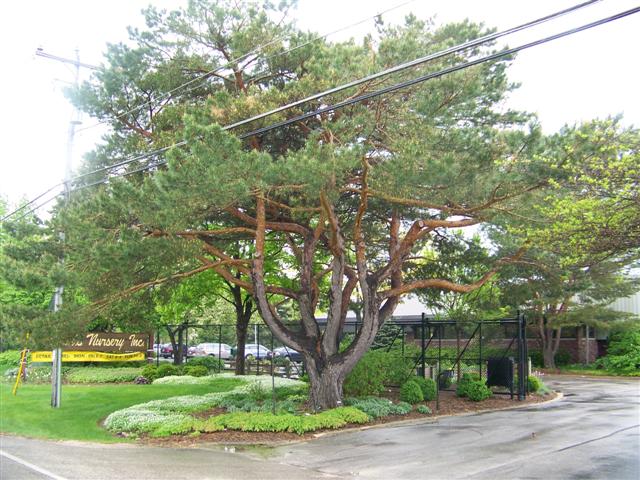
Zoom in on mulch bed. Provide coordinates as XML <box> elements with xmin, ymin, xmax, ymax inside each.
<box><xmin>143</xmin><ymin>388</ymin><xmax>556</xmax><ymax>447</ymax></box>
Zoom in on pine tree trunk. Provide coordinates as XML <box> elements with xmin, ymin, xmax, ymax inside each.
<box><xmin>305</xmin><ymin>356</ymin><xmax>344</xmax><ymax>411</ymax></box>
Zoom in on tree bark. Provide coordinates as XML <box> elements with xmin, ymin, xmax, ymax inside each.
<box><xmin>305</xmin><ymin>355</ymin><xmax>344</xmax><ymax>410</ymax></box>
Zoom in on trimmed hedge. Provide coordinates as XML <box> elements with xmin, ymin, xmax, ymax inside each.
<box><xmin>65</xmin><ymin>367</ymin><xmax>142</xmax><ymax>383</ymax></box>
<box><xmin>399</xmin><ymin>380</ymin><xmax>424</xmax><ymax>404</ymax></box>
<box><xmin>466</xmin><ymin>380</ymin><xmax>492</xmax><ymax>401</ymax></box>
<box><xmin>412</xmin><ymin>377</ymin><xmax>437</xmax><ymax>401</ymax></box>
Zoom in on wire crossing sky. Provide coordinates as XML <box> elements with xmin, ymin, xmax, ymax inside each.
<box><xmin>1</xmin><ymin>0</ymin><xmax>639</xmax><ymax>210</ymax></box>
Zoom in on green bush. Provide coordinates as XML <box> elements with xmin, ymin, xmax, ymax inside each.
<box><xmin>527</xmin><ymin>375</ymin><xmax>542</xmax><ymax>393</ymax></box>
<box><xmin>416</xmin><ymin>404</ymin><xmax>432</xmax><ymax>414</ymax></box>
<box><xmin>343</xmin><ymin>350</ymin><xmax>387</xmax><ymax>396</ymax></box>
<box><xmin>183</xmin><ymin>365</ymin><xmax>208</xmax><ymax>377</ymax></box>
<box><xmin>65</xmin><ymin>367</ymin><xmax>142</xmax><ymax>383</ymax></box>
<box><xmin>0</xmin><ymin>350</ymin><xmax>24</xmax><ymax>372</ymax></box>
<box><xmin>399</xmin><ymin>380</ymin><xmax>424</xmax><ymax>404</ymax></box>
<box><xmin>529</xmin><ymin>349</ymin><xmax>572</xmax><ymax>368</ymax></box>
<box><xmin>596</xmin><ymin>327</ymin><xmax>640</xmax><ymax>374</ymax></box>
<box><xmin>555</xmin><ymin>349</ymin><xmax>572</xmax><ymax>366</ymax></box>
<box><xmin>466</xmin><ymin>380</ymin><xmax>492</xmax><ymax>401</ymax></box>
<box><xmin>411</xmin><ymin>376</ymin><xmax>437</xmax><ymax>401</ymax></box>
<box><xmin>186</xmin><ymin>356</ymin><xmax>224</xmax><ymax>372</ymax></box>
<box><xmin>197</xmin><ymin>407</ymin><xmax>368</xmax><ymax>435</ymax></box>
<box><xmin>456</xmin><ymin>373</ymin><xmax>480</xmax><ymax>398</ymax></box>
<box><xmin>344</xmin><ymin>346</ymin><xmax>421</xmax><ymax>396</ymax></box>
<box><xmin>345</xmin><ymin>397</ymin><xmax>412</xmax><ymax>419</ymax></box>
<box><xmin>141</xmin><ymin>364</ymin><xmax>160</xmax><ymax>381</ymax></box>
<box><xmin>157</xmin><ymin>363</ymin><xmax>180</xmax><ymax>378</ymax></box>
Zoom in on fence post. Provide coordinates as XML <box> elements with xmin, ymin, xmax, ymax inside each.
<box><xmin>257</xmin><ymin>325</ymin><xmax>261</xmax><ymax>376</ymax></box>
<box><xmin>517</xmin><ymin>311</ymin><xmax>525</xmax><ymax>400</ymax></box>
<box><xmin>436</xmin><ymin>323</ymin><xmax>442</xmax><ymax>411</ymax></box>
<box><xmin>218</xmin><ymin>325</ymin><xmax>223</xmax><ymax>373</ymax></box>
<box><xmin>479</xmin><ymin>321</ymin><xmax>483</xmax><ymax>380</ymax></box>
<box><xmin>155</xmin><ymin>330</ymin><xmax>160</xmax><ymax>367</ymax></box>
<box><xmin>420</xmin><ymin>313</ymin><xmax>426</xmax><ymax>377</ymax></box>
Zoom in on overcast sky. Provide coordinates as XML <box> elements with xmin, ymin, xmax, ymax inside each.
<box><xmin>1</xmin><ymin>0</ymin><xmax>639</xmax><ymax>210</ymax></box>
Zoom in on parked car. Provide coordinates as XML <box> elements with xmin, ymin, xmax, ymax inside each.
<box><xmin>196</xmin><ymin>343</ymin><xmax>232</xmax><ymax>359</ymax></box>
<box><xmin>238</xmin><ymin>344</ymin><xmax>271</xmax><ymax>359</ymax></box>
<box><xmin>188</xmin><ymin>345</ymin><xmax>206</xmax><ymax>356</ymax></box>
<box><xmin>160</xmin><ymin>344</ymin><xmax>190</xmax><ymax>358</ymax></box>
<box><xmin>268</xmin><ymin>346</ymin><xmax>303</xmax><ymax>363</ymax></box>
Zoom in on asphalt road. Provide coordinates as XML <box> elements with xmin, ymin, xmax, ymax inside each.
<box><xmin>1</xmin><ymin>375</ymin><xmax>638</xmax><ymax>480</ymax></box>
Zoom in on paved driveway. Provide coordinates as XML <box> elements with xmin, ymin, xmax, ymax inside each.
<box><xmin>1</xmin><ymin>375</ymin><xmax>638</xmax><ymax>479</ymax></box>
<box><xmin>271</xmin><ymin>375</ymin><xmax>640</xmax><ymax>479</ymax></box>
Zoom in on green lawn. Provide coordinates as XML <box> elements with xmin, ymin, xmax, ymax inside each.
<box><xmin>0</xmin><ymin>377</ymin><xmax>242</xmax><ymax>442</ymax></box>
<box><xmin>555</xmin><ymin>365</ymin><xmax>640</xmax><ymax>377</ymax></box>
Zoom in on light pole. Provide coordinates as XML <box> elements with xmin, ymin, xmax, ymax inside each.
<box><xmin>36</xmin><ymin>48</ymin><xmax>98</xmax><ymax>407</ymax></box>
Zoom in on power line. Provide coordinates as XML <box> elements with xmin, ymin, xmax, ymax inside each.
<box><xmin>239</xmin><ymin>6</ymin><xmax>640</xmax><ymax>139</ymax></box>
<box><xmin>67</xmin><ymin>0</ymin><xmax>602</xmax><ymax>186</ymax></box>
<box><xmin>74</xmin><ymin>0</ymin><xmax>417</xmax><ymax>135</ymax></box>
<box><xmin>5</xmin><ymin>1</ymin><xmax>631</xmax><ymax>223</ymax></box>
<box><xmin>76</xmin><ymin>5</ymin><xmax>640</xmax><ymax>189</ymax></box>
<box><xmin>1</xmin><ymin>183</ymin><xmax>64</xmax><ymax>222</ymax></box>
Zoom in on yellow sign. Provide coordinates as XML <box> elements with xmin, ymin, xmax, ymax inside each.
<box><xmin>31</xmin><ymin>351</ymin><xmax>146</xmax><ymax>362</ymax></box>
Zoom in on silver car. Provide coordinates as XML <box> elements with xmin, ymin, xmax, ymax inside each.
<box><xmin>241</xmin><ymin>344</ymin><xmax>271</xmax><ymax>359</ymax></box>
<box><xmin>196</xmin><ymin>342</ymin><xmax>232</xmax><ymax>359</ymax></box>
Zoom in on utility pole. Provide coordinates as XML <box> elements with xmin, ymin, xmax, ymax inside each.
<box><xmin>36</xmin><ymin>48</ymin><xmax>98</xmax><ymax>408</ymax></box>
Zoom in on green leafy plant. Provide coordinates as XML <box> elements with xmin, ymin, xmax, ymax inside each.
<box><xmin>527</xmin><ymin>375</ymin><xmax>542</xmax><ymax>393</ymax></box>
<box><xmin>197</xmin><ymin>407</ymin><xmax>369</xmax><ymax>435</ymax></box>
<box><xmin>345</xmin><ymin>396</ymin><xmax>412</xmax><ymax>419</ymax></box>
<box><xmin>65</xmin><ymin>367</ymin><xmax>142</xmax><ymax>384</ymax></box>
<box><xmin>183</xmin><ymin>365</ymin><xmax>208</xmax><ymax>377</ymax></box>
<box><xmin>412</xmin><ymin>377</ymin><xmax>437</xmax><ymax>401</ymax></box>
<box><xmin>141</xmin><ymin>364</ymin><xmax>160</xmax><ymax>381</ymax></box>
<box><xmin>466</xmin><ymin>380</ymin><xmax>492</xmax><ymax>401</ymax></box>
<box><xmin>185</xmin><ymin>356</ymin><xmax>224</xmax><ymax>372</ymax></box>
<box><xmin>596</xmin><ymin>327</ymin><xmax>640</xmax><ymax>374</ymax></box>
<box><xmin>416</xmin><ymin>404</ymin><xmax>432</xmax><ymax>414</ymax></box>
<box><xmin>157</xmin><ymin>364</ymin><xmax>180</xmax><ymax>378</ymax></box>
<box><xmin>399</xmin><ymin>380</ymin><xmax>424</xmax><ymax>404</ymax></box>
<box><xmin>456</xmin><ymin>373</ymin><xmax>480</xmax><ymax>398</ymax></box>
<box><xmin>343</xmin><ymin>350</ymin><xmax>387</xmax><ymax>396</ymax></box>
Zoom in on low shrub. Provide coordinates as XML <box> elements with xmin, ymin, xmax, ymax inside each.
<box><xmin>527</xmin><ymin>375</ymin><xmax>542</xmax><ymax>393</ymax></box>
<box><xmin>141</xmin><ymin>363</ymin><xmax>182</xmax><ymax>382</ymax></box>
<box><xmin>416</xmin><ymin>404</ymin><xmax>432</xmax><ymax>414</ymax></box>
<box><xmin>399</xmin><ymin>380</ymin><xmax>424</xmax><ymax>404</ymax></box>
<box><xmin>345</xmin><ymin>397</ymin><xmax>411</xmax><ymax>419</ymax></box>
<box><xmin>134</xmin><ymin>376</ymin><xmax>150</xmax><ymax>384</ymax></box>
<box><xmin>456</xmin><ymin>373</ymin><xmax>480</xmax><ymax>398</ymax></box>
<box><xmin>466</xmin><ymin>380</ymin><xmax>492</xmax><ymax>402</ymax></box>
<box><xmin>530</xmin><ymin>349</ymin><xmax>572</xmax><ymax>368</ymax></box>
<box><xmin>65</xmin><ymin>367</ymin><xmax>142</xmax><ymax>383</ymax></box>
<box><xmin>197</xmin><ymin>407</ymin><xmax>369</xmax><ymax>435</ymax></box>
<box><xmin>412</xmin><ymin>377</ymin><xmax>437</xmax><ymax>401</ymax></box>
<box><xmin>0</xmin><ymin>350</ymin><xmax>25</xmax><ymax>373</ymax></box>
<box><xmin>185</xmin><ymin>356</ymin><xmax>224</xmax><ymax>372</ymax></box>
<box><xmin>595</xmin><ymin>327</ymin><xmax>640</xmax><ymax>375</ymax></box>
<box><xmin>141</xmin><ymin>364</ymin><xmax>160</xmax><ymax>381</ymax></box>
<box><xmin>157</xmin><ymin>363</ymin><xmax>180</xmax><ymax>378</ymax></box>
<box><xmin>183</xmin><ymin>365</ymin><xmax>208</xmax><ymax>377</ymax></box>
<box><xmin>343</xmin><ymin>350</ymin><xmax>387</xmax><ymax>396</ymax></box>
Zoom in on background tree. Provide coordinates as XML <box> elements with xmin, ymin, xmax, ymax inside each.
<box><xmin>0</xmin><ymin>200</ymin><xmax>67</xmax><ymax>350</ymax></box>
<box><xmin>408</xmin><ymin>232</ymin><xmax>505</xmax><ymax>322</ymax></box>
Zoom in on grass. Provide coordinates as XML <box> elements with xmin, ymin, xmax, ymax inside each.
<box><xmin>0</xmin><ymin>377</ymin><xmax>242</xmax><ymax>442</ymax></box>
<box><xmin>552</xmin><ymin>364</ymin><xmax>640</xmax><ymax>377</ymax></box>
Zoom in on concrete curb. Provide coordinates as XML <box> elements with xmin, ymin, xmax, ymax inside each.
<box><xmin>309</xmin><ymin>391</ymin><xmax>564</xmax><ymax>440</ymax></box>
